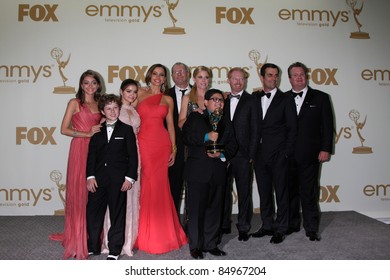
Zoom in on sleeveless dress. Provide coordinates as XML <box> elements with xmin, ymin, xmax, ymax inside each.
<box><xmin>135</xmin><ymin>94</ymin><xmax>187</xmax><ymax>254</ymax></box>
<box><xmin>50</xmin><ymin>99</ymin><xmax>101</xmax><ymax>260</ymax></box>
<box><xmin>101</xmin><ymin>104</ymin><xmax>141</xmax><ymax>256</ymax></box>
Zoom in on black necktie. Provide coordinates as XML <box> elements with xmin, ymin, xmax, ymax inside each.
<box><xmin>261</xmin><ymin>92</ymin><xmax>271</xmax><ymax>99</ymax></box>
<box><xmin>180</xmin><ymin>89</ymin><xmax>187</xmax><ymax>96</ymax></box>
<box><xmin>230</xmin><ymin>94</ymin><xmax>240</xmax><ymax>99</ymax></box>
<box><xmin>292</xmin><ymin>91</ymin><xmax>303</xmax><ymax>98</ymax></box>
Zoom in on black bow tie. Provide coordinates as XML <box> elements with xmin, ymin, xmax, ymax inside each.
<box><xmin>230</xmin><ymin>94</ymin><xmax>240</xmax><ymax>99</ymax></box>
<box><xmin>292</xmin><ymin>91</ymin><xmax>303</xmax><ymax>98</ymax></box>
<box><xmin>261</xmin><ymin>92</ymin><xmax>271</xmax><ymax>99</ymax></box>
<box><xmin>106</xmin><ymin>122</ymin><xmax>116</xmax><ymax>128</ymax></box>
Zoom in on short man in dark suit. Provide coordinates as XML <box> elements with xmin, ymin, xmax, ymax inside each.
<box><xmin>182</xmin><ymin>89</ymin><xmax>237</xmax><ymax>259</ymax></box>
<box><xmin>252</xmin><ymin>63</ymin><xmax>297</xmax><ymax>244</ymax></box>
<box><xmin>222</xmin><ymin>67</ymin><xmax>261</xmax><ymax>241</ymax></box>
<box><xmin>168</xmin><ymin>62</ymin><xmax>191</xmax><ymax>217</ymax></box>
<box><xmin>86</xmin><ymin>94</ymin><xmax>138</xmax><ymax>260</ymax></box>
<box><xmin>285</xmin><ymin>62</ymin><xmax>334</xmax><ymax>241</ymax></box>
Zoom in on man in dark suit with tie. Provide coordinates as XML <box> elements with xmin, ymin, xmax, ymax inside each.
<box><xmin>86</xmin><ymin>94</ymin><xmax>138</xmax><ymax>260</ymax></box>
<box><xmin>285</xmin><ymin>62</ymin><xmax>334</xmax><ymax>241</ymax></box>
<box><xmin>167</xmin><ymin>62</ymin><xmax>191</xmax><ymax>218</ymax></box>
<box><xmin>252</xmin><ymin>63</ymin><xmax>297</xmax><ymax>244</ymax></box>
<box><xmin>222</xmin><ymin>67</ymin><xmax>261</xmax><ymax>241</ymax></box>
<box><xmin>182</xmin><ymin>89</ymin><xmax>237</xmax><ymax>259</ymax></box>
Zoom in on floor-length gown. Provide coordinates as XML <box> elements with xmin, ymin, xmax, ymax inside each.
<box><xmin>135</xmin><ymin>94</ymin><xmax>187</xmax><ymax>254</ymax></box>
<box><xmin>101</xmin><ymin>104</ymin><xmax>141</xmax><ymax>256</ymax></box>
<box><xmin>49</xmin><ymin>99</ymin><xmax>101</xmax><ymax>260</ymax></box>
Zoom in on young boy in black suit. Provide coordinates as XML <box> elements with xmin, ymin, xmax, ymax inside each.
<box><xmin>86</xmin><ymin>94</ymin><xmax>138</xmax><ymax>260</ymax></box>
<box><xmin>182</xmin><ymin>89</ymin><xmax>237</xmax><ymax>259</ymax></box>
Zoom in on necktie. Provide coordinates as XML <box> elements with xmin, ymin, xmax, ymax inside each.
<box><xmin>261</xmin><ymin>92</ymin><xmax>271</xmax><ymax>99</ymax></box>
<box><xmin>230</xmin><ymin>94</ymin><xmax>240</xmax><ymax>99</ymax></box>
<box><xmin>292</xmin><ymin>91</ymin><xmax>303</xmax><ymax>98</ymax></box>
<box><xmin>106</xmin><ymin>122</ymin><xmax>115</xmax><ymax>128</ymax></box>
<box><xmin>180</xmin><ymin>89</ymin><xmax>187</xmax><ymax>96</ymax></box>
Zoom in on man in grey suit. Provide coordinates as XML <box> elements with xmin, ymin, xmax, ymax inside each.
<box><xmin>222</xmin><ymin>67</ymin><xmax>261</xmax><ymax>241</ymax></box>
<box><xmin>285</xmin><ymin>62</ymin><xmax>334</xmax><ymax>241</ymax></box>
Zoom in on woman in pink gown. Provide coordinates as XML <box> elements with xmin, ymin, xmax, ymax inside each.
<box><xmin>50</xmin><ymin>70</ymin><xmax>103</xmax><ymax>260</ymax></box>
<box><xmin>135</xmin><ymin>64</ymin><xmax>187</xmax><ymax>254</ymax></box>
<box><xmin>101</xmin><ymin>79</ymin><xmax>141</xmax><ymax>256</ymax></box>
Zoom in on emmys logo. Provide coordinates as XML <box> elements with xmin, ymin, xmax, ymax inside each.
<box><xmin>51</xmin><ymin>48</ymin><xmax>76</xmax><ymax>94</ymax></box>
<box><xmin>346</xmin><ymin>0</ymin><xmax>370</xmax><ymax>39</ymax></box>
<box><xmin>349</xmin><ymin>109</ymin><xmax>373</xmax><ymax>154</ymax></box>
<box><xmin>163</xmin><ymin>0</ymin><xmax>186</xmax><ymax>34</ymax></box>
<box><xmin>361</xmin><ymin>68</ymin><xmax>390</xmax><ymax>86</ymax></box>
<box><xmin>248</xmin><ymin>49</ymin><xmax>268</xmax><ymax>91</ymax></box>
<box><xmin>363</xmin><ymin>184</ymin><xmax>390</xmax><ymax>198</ymax></box>
<box><xmin>50</xmin><ymin>170</ymin><xmax>65</xmax><ymax>215</ymax></box>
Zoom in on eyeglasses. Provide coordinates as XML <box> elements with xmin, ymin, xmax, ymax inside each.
<box><xmin>173</xmin><ymin>70</ymin><xmax>187</xmax><ymax>75</ymax></box>
<box><xmin>209</xmin><ymin>97</ymin><xmax>224</xmax><ymax>103</ymax></box>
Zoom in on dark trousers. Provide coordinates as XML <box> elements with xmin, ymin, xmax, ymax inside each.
<box><xmin>86</xmin><ymin>177</ymin><xmax>127</xmax><ymax>255</ymax></box>
<box><xmin>289</xmin><ymin>159</ymin><xmax>321</xmax><ymax>233</ymax></box>
<box><xmin>223</xmin><ymin>155</ymin><xmax>253</xmax><ymax>233</ymax></box>
<box><xmin>254</xmin><ymin>153</ymin><xmax>289</xmax><ymax>233</ymax></box>
<box><xmin>187</xmin><ymin>178</ymin><xmax>224</xmax><ymax>250</ymax></box>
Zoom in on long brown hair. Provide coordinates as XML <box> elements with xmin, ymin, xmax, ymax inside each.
<box><xmin>75</xmin><ymin>69</ymin><xmax>103</xmax><ymax>105</ymax></box>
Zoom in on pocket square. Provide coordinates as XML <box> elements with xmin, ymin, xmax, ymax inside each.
<box><xmin>114</xmin><ymin>137</ymin><xmax>124</xmax><ymax>140</ymax></box>
<box><xmin>309</xmin><ymin>105</ymin><xmax>316</xmax><ymax>108</ymax></box>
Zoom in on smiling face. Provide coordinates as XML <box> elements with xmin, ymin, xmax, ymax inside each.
<box><xmin>193</xmin><ymin>70</ymin><xmax>210</xmax><ymax>91</ymax></box>
<box><xmin>260</xmin><ymin>66</ymin><xmax>279</xmax><ymax>92</ymax></box>
<box><xmin>102</xmin><ymin>101</ymin><xmax>120</xmax><ymax>123</ymax></box>
<box><xmin>81</xmin><ymin>75</ymin><xmax>99</xmax><ymax>97</ymax></box>
<box><xmin>121</xmin><ymin>84</ymin><xmax>138</xmax><ymax>105</ymax></box>
<box><xmin>289</xmin><ymin>66</ymin><xmax>307</xmax><ymax>92</ymax></box>
<box><xmin>205</xmin><ymin>92</ymin><xmax>224</xmax><ymax>112</ymax></box>
<box><xmin>227</xmin><ymin>69</ymin><xmax>246</xmax><ymax>94</ymax></box>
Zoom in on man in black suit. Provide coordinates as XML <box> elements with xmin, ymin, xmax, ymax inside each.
<box><xmin>252</xmin><ymin>63</ymin><xmax>297</xmax><ymax>244</ymax></box>
<box><xmin>168</xmin><ymin>62</ymin><xmax>191</xmax><ymax>217</ymax></box>
<box><xmin>86</xmin><ymin>94</ymin><xmax>138</xmax><ymax>260</ymax></box>
<box><xmin>285</xmin><ymin>62</ymin><xmax>334</xmax><ymax>241</ymax></box>
<box><xmin>222</xmin><ymin>67</ymin><xmax>261</xmax><ymax>241</ymax></box>
<box><xmin>182</xmin><ymin>89</ymin><xmax>237</xmax><ymax>259</ymax></box>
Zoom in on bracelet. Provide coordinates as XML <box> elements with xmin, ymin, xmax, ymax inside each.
<box><xmin>73</xmin><ymin>130</ymin><xmax>78</xmax><ymax>136</ymax></box>
<box><xmin>172</xmin><ymin>144</ymin><xmax>177</xmax><ymax>153</ymax></box>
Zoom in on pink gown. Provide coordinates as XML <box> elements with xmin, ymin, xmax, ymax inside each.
<box><xmin>101</xmin><ymin>104</ymin><xmax>141</xmax><ymax>256</ymax></box>
<box><xmin>49</xmin><ymin>99</ymin><xmax>101</xmax><ymax>260</ymax></box>
<box><xmin>135</xmin><ymin>94</ymin><xmax>187</xmax><ymax>254</ymax></box>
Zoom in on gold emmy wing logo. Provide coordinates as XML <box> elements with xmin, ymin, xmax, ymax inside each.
<box><xmin>346</xmin><ymin>0</ymin><xmax>370</xmax><ymax>39</ymax></box>
<box><xmin>51</xmin><ymin>48</ymin><xmax>76</xmax><ymax>94</ymax></box>
<box><xmin>163</xmin><ymin>0</ymin><xmax>186</xmax><ymax>34</ymax></box>
<box><xmin>248</xmin><ymin>49</ymin><xmax>268</xmax><ymax>91</ymax></box>
<box><xmin>50</xmin><ymin>170</ymin><xmax>66</xmax><ymax>215</ymax></box>
<box><xmin>349</xmin><ymin>109</ymin><xmax>373</xmax><ymax>154</ymax></box>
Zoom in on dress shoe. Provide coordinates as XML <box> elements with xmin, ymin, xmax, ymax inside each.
<box><xmin>285</xmin><ymin>227</ymin><xmax>300</xmax><ymax>235</ymax></box>
<box><xmin>238</xmin><ymin>231</ymin><xmax>250</xmax><ymax>241</ymax></box>
<box><xmin>270</xmin><ymin>232</ymin><xmax>285</xmax><ymax>244</ymax></box>
<box><xmin>204</xmin><ymin>247</ymin><xmax>226</xmax><ymax>256</ymax></box>
<box><xmin>107</xmin><ymin>254</ymin><xmax>119</xmax><ymax>260</ymax></box>
<box><xmin>221</xmin><ymin>228</ymin><xmax>231</xmax><ymax>235</ymax></box>
<box><xmin>306</xmin><ymin>231</ymin><xmax>321</xmax><ymax>241</ymax></box>
<box><xmin>190</xmin><ymin>249</ymin><xmax>204</xmax><ymax>259</ymax></box>
<box><xmin>251</xmin><ymin>228</ymin><xmax>273</xmax><ymax>238</ymax></box>
<box><xmin>88</xmin><ymin>251</ymin><xmax>101</xmax><ymax>256</ymax></box>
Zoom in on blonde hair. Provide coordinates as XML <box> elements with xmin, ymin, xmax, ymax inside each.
<box><xmin>189</xmin><ymin>66</ymin><xmax>212</xmax><ymax>103</ymax></box>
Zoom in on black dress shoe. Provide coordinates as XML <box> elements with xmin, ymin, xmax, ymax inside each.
<box><xmin>306</xmin><ymin>231</ymin><xmax>321</xmax><ymax>241</ymax></box>
<box><xmin>251</xmin><ymin>228</ymin><xmax>273</xmax><ymax>238</ymax></box>
<box><xmin>204</xmin><ymin>247</ymin><xmax>226</xmax><ymax>256</ymax></box>
<box><xmin>285</xmin><ymin>227</ymin><xmax>300</xmax><ymax>235</ymax></box>
<box><xmin>238</xmin><ymin>231</ymin><xmax>250</xmax><ymax>241</ymax></box>
<box><xmin>190</xmin><ymin>248</ymin><xmax>204</xmax><ymax>259</ymax></box>
<box><xmin>270</xmin><ymin>232</ymin><xmax>285</xmax><ymax>244</ymax></box>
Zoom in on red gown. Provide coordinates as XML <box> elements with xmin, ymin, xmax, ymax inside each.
<box><xmin>135</xmin><ymin>94</ymin><xmax>187</xmax><ymax>254</ymax></box>
<box><xmin>50</xmin><ymin>99</ymin><xmax>101</xmax><ymax>260</ymax></box>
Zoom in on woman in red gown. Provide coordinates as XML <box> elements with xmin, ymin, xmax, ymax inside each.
<box><xmin>50</xmin><ymin>70</ymin><xmax>102</xmax><ymax>260</ymax></box>
<box><xmin>135</xmin><ymin>64</ymin><xmax>187</xmax><ymax>254</ymax></box>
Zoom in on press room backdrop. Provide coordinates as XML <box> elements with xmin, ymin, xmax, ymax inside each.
<box><xmin>0</xmin><ymin>0</ymin><xmax>389</xmax><ymax>219</ymax></box>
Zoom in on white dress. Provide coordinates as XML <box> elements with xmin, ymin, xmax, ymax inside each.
<box><xmin>101</xmin><ymin>103</ymin><xmax>141</xmax><ymax>256</ymax></box>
